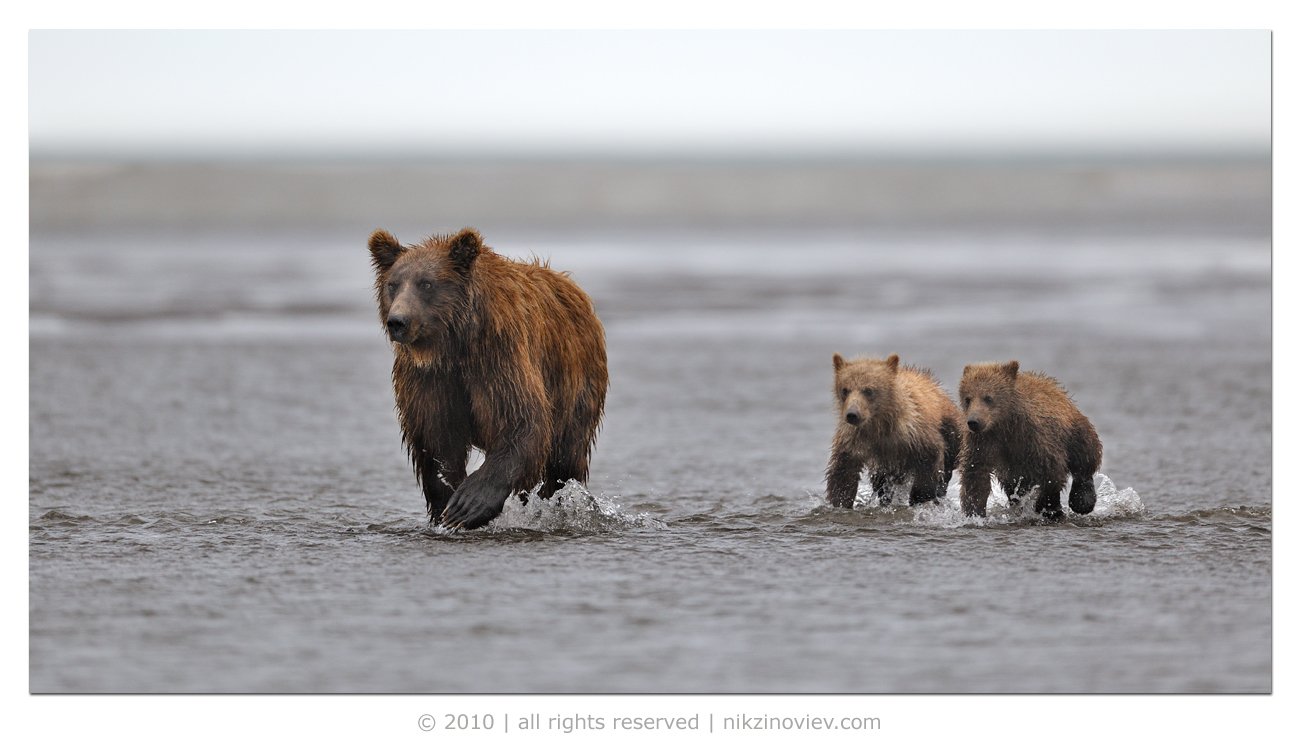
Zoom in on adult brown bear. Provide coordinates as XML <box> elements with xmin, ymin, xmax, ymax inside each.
<box><xmin>368</xmin><ymin>228</ymin><xmax>608</xmax><ymax>530</ymax></box>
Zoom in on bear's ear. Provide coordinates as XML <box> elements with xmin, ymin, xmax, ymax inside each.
<box><xmin>963</xmin><ymin>364</ymin><xmax>973</xmax><ymax>377</ymax></box>
<box><xmin>368</xmin><ymin>229</ymin><xmax>405</xmax><ymax>272</ymax></box>
<box><xmin>885</xmin><ymin>353</ymin><xmax>900</xmax><ymax>373</ymax></box>
<box><xmin>448</xmin><ymin>228</ymin><xmax>483</xmax><ymax>269</ymax></box>
<box><xmin>832</xmin><ymin>353</ymin><xmax>845</xmax><ymax>372</ymax></box>
<box><xmin>1002</xmin><ymin>360</ymin><xmax>1020</xmax><ymax>379</ymax></box>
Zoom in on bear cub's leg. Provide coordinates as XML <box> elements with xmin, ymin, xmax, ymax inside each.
<box><xmin>869</xmin><ymin>469</ymin><xmax>904</xmax><ymax>507</ymax></box>
<box><xmin>1033</xmin><ymin>478</ymin><xmax>1065</xmax><ymax>522</ymax></box>
<box><xmin>825</xmin><ymin>452</ymin><xmax>865</xmax><ymax>508</ymax></box>
<box><xmin>1065</xmin><ymin>426</ymin><xmax>1101</xmax><ymax>515</ymax></box>
<box><xmin>960</xmin><ymin>468</ymin><xmax>991</xmax><ymax>517</ymax></box>
<box><xmin>939</xmin><ymin>417</ymin><xmax>962</xmax><ymax>497</ymax></box>
<box><xmin>998</xmin><ymin>472</ymin><xmax>1026</xmax><ymax>507</ymax></box>
<box><xmin>907</xmin><ymin>454</ymin><xmax>945</xmax><ymax>505</ymax></box>
<box><xmin>1068</xmin><ymin>474</ymin><xmax>1097</xmax><ymax>515</ymax></box>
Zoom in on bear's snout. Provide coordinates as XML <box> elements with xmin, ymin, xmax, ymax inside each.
<box><xmin>845</xmin><ymin>409</ymin><xmax>863</xmax><ymax>426</ymax></box>
<box><xmin>386</xmin><ymin>315</ymin><xmax>410</xmax><ymax>343</ymax></box>
<box><xmin>966</xmin><ymin>418</ymin><xmax>983</xmax><ymax>433</ymax></box>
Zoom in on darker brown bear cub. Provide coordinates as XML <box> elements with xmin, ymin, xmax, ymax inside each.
<box><xmin>825</xmin><ymin>354</ymin><xmax>964</xmax><ymax>508</ymax></box>
<box><xmin>958</xmin><ymin>361</ymin><xmax>1102</xmax><ymax>520</ymax></box>
<box><xmin>369</xmin><ymin>228</ymin><xmax>608</xmax><ymax>530</ymax></box>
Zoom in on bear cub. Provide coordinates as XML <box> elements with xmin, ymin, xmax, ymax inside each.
<box><xmin>825</xmin><ymin>353</ymin><xmax>964</xmax><ymax>508</ymax></box>
<box><xmin>958</xmin><ymin>361</ymin><xmax>1102</xmax><ymax>520</ymax></box>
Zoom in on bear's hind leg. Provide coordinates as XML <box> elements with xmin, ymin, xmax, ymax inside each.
<box><xmin>540</xmin><ymin>392</ymin><xmax>601</xmax><ymax>500</ymax></box>
<box><xmin>939</xmin><ymin>416</ymin><xmax>962</xmax><ymax>496</ymax></box>
<box><xmin>539</xmin><ymin>454</ymin><xmax>590</xmax><ymax>500</ymax></box>
<box><xmin>1068</xmin><ymin>474</ymin><xmax>1097</xmax><ymax>514</ymax></box>
<box><xmin>1066</xmin><ymin>423</ymin><xmax>1102</xmax><ymax>515</ymax></box>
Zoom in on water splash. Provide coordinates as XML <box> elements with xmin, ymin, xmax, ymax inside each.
<box><xmin>834</xmin><ymin>472</ymin><xmax>1144</xmax><ymax>528</ymax></box>
<box><xmin>426</xmin><ymin>481</ymin><xmax>667</xmax><ymax>536</ymax></box>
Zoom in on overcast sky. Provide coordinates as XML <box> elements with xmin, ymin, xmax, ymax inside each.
<box><xmin>28</xmin><ymin>30</ymin><xmax>1270</xmax><ymax>159</ymax></box>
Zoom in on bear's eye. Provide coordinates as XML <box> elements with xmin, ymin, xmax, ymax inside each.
<box><xmin>386</xmin><ymin>281</ymin><xmax>397</xmax><ymax>294</ymax></box>
<box><xmin>419</xmin><ymin>280</ymin><xmax>433</xmax><ymax>291</ymax></box>
<box><xmin>863</xmin><ymin>388</ymin><xmax>874</xmax><ymax>398</ymax></box>
<box><xmin>982</xmin><ymin>395</ymin><xmax>994</xmax><ymax>406</ymax></box>
<box><xmin>963</xmin><ymin>397</ymin><xmax>971</xmax><ymax>408</ymax></box>
<box><xmin>840</xmin><ymin>388</ymin><xmax>849</xmax><ymax>399</ymax></box>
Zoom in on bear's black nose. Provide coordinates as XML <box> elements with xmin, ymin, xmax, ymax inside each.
<box><xmin>966</xmin><ymin>419</ymin><xmax>982</xmax><ymax>433</ymax></box>
<box><xmin>386</xmin><ymin>316</ymin><xmax>409</xmax><ymax>342</ymax></box>
<box><xmin>845</xmin><ymin>412</ymin><xmax>862</xmax><ymax>426</ymax></box>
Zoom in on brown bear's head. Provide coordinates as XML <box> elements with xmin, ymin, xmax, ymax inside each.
<box><xmin>368</xmin><ymin>227</ymin><xmax>484</xmax><ymax>360</ymax></box>
<box><xmin>832</xmin><ymin>353</ymin><xmax>902</xmax><ymax>430</ymax></box>
<box><xmin>958</xmin><ymin>360</ymin><xmax>1020</xmax><ymax>435</ymax></box>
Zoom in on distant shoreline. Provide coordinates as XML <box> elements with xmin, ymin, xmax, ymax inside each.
<box><xmin>30</xmin><ymin>157</ymin><xmax>1270</xmax><ymax>235</ymax></box>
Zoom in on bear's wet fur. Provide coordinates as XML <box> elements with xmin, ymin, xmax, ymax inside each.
<box><xmin>825</xmin><ymin>353</ymin><xmax>964</xmax><ymax>508</ymax></box>
<box><xmin>369</xmin><ymin>227</ymin><xmax>608</xmax><ymax>530</ymax></box>
<box><xmin>958</xmin><ymin>360</ymin><xmax>1102</xmax><ymax>520</ymax></box>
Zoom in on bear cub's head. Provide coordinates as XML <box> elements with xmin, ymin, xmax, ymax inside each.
<box><xmin>958</xmin><ymin>360</ymin><xmax>1020</xmax><ymax>435</ymax></box>
<box><xmin>832</xmin><ymin>353</ymin><xmax>902</xmax><ymax>430</ymax></box>
<box><xmin>368</xmin><ymin>227</ymin><xmax>484</xmax><ymax>353</ymax></box>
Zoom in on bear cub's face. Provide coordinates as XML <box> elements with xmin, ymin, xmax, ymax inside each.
<box><xmin>368</xmin><ymin>228</ymin><xmax>483</xmax><ymax>351</ymax></box>
<box><xmin>832</xmin><ymin>353</ymin><xmax>900</xmax><ymax>429</ymax></box>
<box><xmin>959</xmin><ymin>360</ymin><xmax>1019</xmax><ymax>434</ymax></box>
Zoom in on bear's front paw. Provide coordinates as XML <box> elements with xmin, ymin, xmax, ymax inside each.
<box><xmin>441</xmin><ymin>478</ymin><xmax>510</xmax><ymax>530</ymax></box>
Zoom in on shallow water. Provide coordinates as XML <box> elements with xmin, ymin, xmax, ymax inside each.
<box><xmin>29</xmin><ymin>226</ymin><xmax>1270</xmax><ymax>692</ymax></box>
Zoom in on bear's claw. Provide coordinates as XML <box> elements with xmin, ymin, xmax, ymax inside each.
<box><xmin>441</xmin><ymin>477</ymin><xmax>510</xmax><ymax>530</ymax></box>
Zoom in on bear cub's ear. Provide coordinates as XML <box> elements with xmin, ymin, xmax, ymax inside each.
<box><xmin>368</xmin><ymin>230</ymin><xmax>405</xmax><ymax>272</ymax></box>
<box><xmin>1002</xmin><ymin>360</ymin><xmax>1020</xmax><ymax>379</ymax></box>
<box><xmin>832</xmin><ymin>353</ymin><xmax>845</xmax><ymax>372</ymax></box>
<box><xmin>885</xmin><ymin>353</ymin><xmax>900</xmax><ymax>373</ymax></box>
<box><xmin>449</xmin><ymin>228</ymin><xmax>484</xmax><ymax>269</ymax></box>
